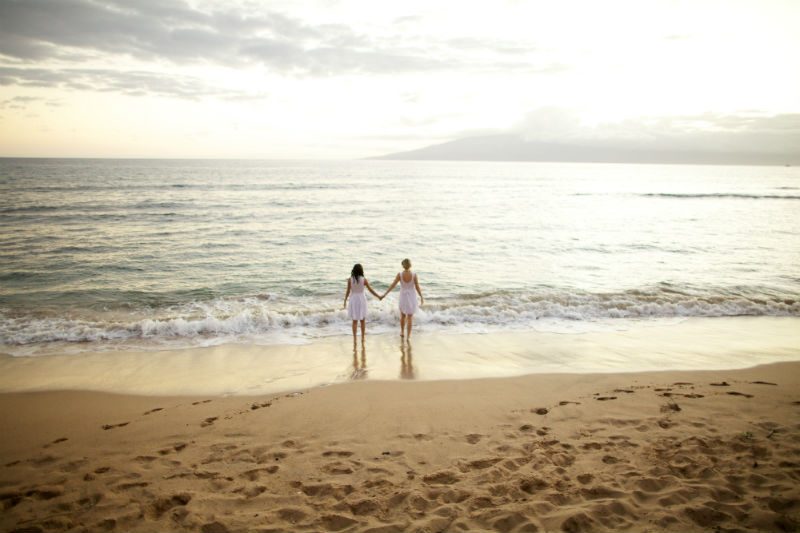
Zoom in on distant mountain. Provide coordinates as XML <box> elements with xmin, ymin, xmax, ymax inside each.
<box><xmin>371</xmin><ymin>134</ymin><xmax>794</xmax><ymax>166</ymax></box>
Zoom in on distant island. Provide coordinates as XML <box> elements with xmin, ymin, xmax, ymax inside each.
<box><xmin>371</xmin><ymin>134</ymin><xmax>796</xmax><ymax>166</ymax></box>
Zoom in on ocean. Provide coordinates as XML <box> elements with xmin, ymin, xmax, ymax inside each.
<box><xmin>1</xmin><ymin>158</ymin><xmax>799</xmax><ymax>358</ymax></box>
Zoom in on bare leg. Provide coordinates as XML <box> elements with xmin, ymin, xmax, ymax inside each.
<box><xmin>406</xmin><ymin>313</ymin><xmax>413</xmax><ymax>338</ymax></box>
<box><xmin>400</xmin><ymin>313</ymin><xmax>406</xmax><ymax>337</ymax></box>
<box><xmin>351</xmin><ymin>320</ymin><xmax>357</xmax><ymax>338</ymax></box>
<box><xmin>360</xmin><ymin>319</ymin><xmax>366</xmax><ymax>340</ymax></box>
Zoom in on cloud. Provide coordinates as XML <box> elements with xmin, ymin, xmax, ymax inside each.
<box><xmin>0</xmin><ymin>0</ymin><xmax>555</xmax><ymax>76</ymax></box>
<box><xmin>0</xmin><ymin>94</ymin><xmax>40</xmax><ymax>108</ymax></box>
<box><xmin>0</xmin><ymin>66</ymin><xmax>265</xmax><ymax>100</ymax></box>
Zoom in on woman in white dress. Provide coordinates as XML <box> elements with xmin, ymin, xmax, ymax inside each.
<box><xmin>381</xmin><ymin>258</ymin><xmax>424</xmax><ymax>339</ymax></box>
<box><xmin>343</xmin><ymin>263</ymin><xmax>382</xmax><ymax>341</ymax></box>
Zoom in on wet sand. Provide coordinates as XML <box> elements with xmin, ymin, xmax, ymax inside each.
<box><xmin>1</xmin><ymin>317</ymin><xmax>799</xmax><ymax>396</ymax></box>
<box><xmin>2</xmin><ymin>361</ymin><xmax>799</xmax><ymax>532</ymax></box>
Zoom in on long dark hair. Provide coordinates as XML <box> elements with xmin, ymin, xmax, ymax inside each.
<box><xmin>351</xmin><ymin>263</ymin><xmax>364</xmax><ymax>281</ymax></box>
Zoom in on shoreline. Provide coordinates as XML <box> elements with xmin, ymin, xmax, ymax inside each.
<box><xmin>2</xmin><ymin>361</ymin><xmax>799</xmax><ymax>532</ymax></box>
<box><xmin>1</xmin><ymin>316</ymin><xmax>799</xmax><ymax>397</ymax></box>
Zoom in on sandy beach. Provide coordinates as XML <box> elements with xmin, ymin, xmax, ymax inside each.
<box><xmin>2</xmin><ymin>358</ymin><xmax>799</xmax><ymax>532</ymax></box>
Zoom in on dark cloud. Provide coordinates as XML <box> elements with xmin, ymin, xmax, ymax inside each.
<box><xmin>0</xmin><ymin>66</ymin><xmax>264</xmax><ymax>100</ymax></box>
<box><xmin>0</xmin><ymin>0</ymin><xmax>552</xmax><ymax>75</ymax></box>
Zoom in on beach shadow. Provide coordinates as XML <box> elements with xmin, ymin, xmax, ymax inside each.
<box><xmin>350</xmin><ymin>342</ymin><xmax>368</xmax><ymax>380</ymax></box>
<box><xmin>400</xmin><ymin>340</ymin><xmax>415</xmax><ymax>380</ymax></box>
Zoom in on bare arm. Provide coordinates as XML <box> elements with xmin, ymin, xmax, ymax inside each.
<box><xmin>414</xmin><ymin>274</ymin><xmax>424</xmax><ymax>306</ymax></box>
<box><xmin>381</xmin><ymin>274</ymin><xmax>400</xmax><ymax>299</ymax></box>
<box><xmin>343</xmin><ymin>278</ymin><xmax>351</xmax><ymax>309</ymax></box>
<box><xmin>364</xmin><ymin>279</ymin><xmax>381</xmax><ymax>299</ymax></box>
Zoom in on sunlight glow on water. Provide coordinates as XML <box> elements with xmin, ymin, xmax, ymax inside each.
<box><xmin>1</xmin><ymin>159</ymin><xmax>798</xmax><ymax>354</ymax></box>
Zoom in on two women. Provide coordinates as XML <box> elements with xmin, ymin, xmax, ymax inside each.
<box><xmin>343</xmin><ymin>259</ymin><xmax>424</xmax><ymax>340</ymax></box>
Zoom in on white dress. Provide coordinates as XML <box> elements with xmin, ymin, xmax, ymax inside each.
<box><xmin>398</xmin><ymin>271</ymin><xmax>418</xmax><ymax>315</ymax></box>
<box><xmin>348</xmin><ymin>276</ymin><xmax>367</xmax><ymax>320</ymax></box>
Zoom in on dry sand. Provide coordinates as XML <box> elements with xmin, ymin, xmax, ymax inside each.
<box><xmin>1</xmin><ymin>361</ymin><xmax>799</xmax><ymax>532</ymax></box>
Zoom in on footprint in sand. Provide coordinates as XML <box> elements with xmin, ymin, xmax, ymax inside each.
<box><xmin>233</xmin><ymin>485</ymin><xmax>267</xmax><ymax>498</ymax></box>
<box><xmin>275</xmin><ymin>507</ymin><xmax>308</xmax><ymax>524</ymax></box>
<box><xmin>465</xmin><ymin>434</ymin><xmax>483</xmax><ymax>444</ymax></box>
<box><xmin>661</xmin><ymin>402</ymin><xmax>681</xmax><ymax>413</ymax></box>
<box><xmin>658</xmin><ymin>418</ymin><xmax>677</xmax><ymax>429</ymax></box>
<box><xmin>750</xmin><ymin>381</ymin><xmax>777</xmax><ymax>386</ymax></box>
<box><xmin>727</xmin><ymin>391</ymin><xmax>754</xmax><ymax>398</ymax></box>
<box><xmin>322</xmin><ymin>462</ymin><xmax>355</xmax><ymax>475</ymax></box>
<box><xmin>459</xmin><ymin>458</ymin><xmax>502</xmax><ymax>472</ymax></box>
<box><xmin>532</xmin><ymin>408</ymin><xmax>549</xmax><ymax>415</ymax></box>
<box><xmin>101</xmin><ymin>422</ymin><xmax>129</xmax><ymax>430</ymax></box>
<box><xmin>201</xmin><ymin>417</ymin><xmax>218</xmax><ymax>428</ymax></box>
<box><xmin>147</xmin><ymin>493</ymin><xmax>191</xmax><ymax>518</ymax></box>
<box><xmin>614</xmin><ymin>389</ymin><xmax>635</xmax><ymax>394</ymax></box>
<box><xmin>200</xmin><ymin>522</ymin><xmax>231</xmax><ymax>533</ymax></box>
<box><xmin>144</xmin><ymin>407</ymin><xmax>163</xmax><ymax>415</ymax></box>
<box><xmin>319</xmin><ymin>514</ymin><xmax>358</xmax><ymax>531</ymax></box>
<box><xmin>422</xmin><ymin>470</ymin><xmax>461</xmax><ymax>485</ymax></box>
<box><xmin>710</xmin><ymin>381</ymin><xmax>730</xmax><ymax>387</ymax></box>
<box><xmin>559</xmin><ymin>400</ymin><xmax>581</xmax><ymax>406</ymax></box>
<box><xmin>44</xmin><ymin>437</ymin><xmax>68</xmax><ymax>448</ymax></box>
<box><xmin>117</xmin><ymin>481</ymin><xmax>150</xmax><ymax>490</ymax></box>
<box><xmin>322</xmin><ymin>450</ymin><xmax>354</xmax><ymax>458</ymax></box>
<box><xmin>379</xmin><ymin>450</ymin><xmax>404</xmax><ymax>458</ymax></box>
<box><xmin>159</xmin><ymin>443</ymin><xmax>189</xmax><ymax>455</ymax></box>
<box><xmin>596</xmin><ymin>396</ymin><xmax>617</xmax><ymax>401</ymax></box>
<box><xmin>192</xmin><ymin>400</ymin><xmax>213</xmax><ymax>405</ymax></box>
<box><xmin>299</xmin><ymin>482</ymin><xmax>355</xmax><ymax>499</ymax></box>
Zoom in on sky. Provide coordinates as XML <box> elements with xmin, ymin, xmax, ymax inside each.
<box><xmin>0</xmin><ymin>0</ymin><xmax>798</xmax><ymax>159</ymax></box>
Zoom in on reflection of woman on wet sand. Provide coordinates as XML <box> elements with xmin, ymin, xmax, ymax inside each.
<box><xmin>400</xmin><ymin>341</ymin><xmax>415</xmax><ymax>380</ymax></box>
<box><xmin>351</xmin><ymin>343</ymin><xmax>367</xmax><ymax>380</ymax></box>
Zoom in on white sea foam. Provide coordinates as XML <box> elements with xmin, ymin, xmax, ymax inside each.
<box><xmin>1</xmin><ymin>289</ymin><xmax>798</xmax><ymax>354</ymax></box>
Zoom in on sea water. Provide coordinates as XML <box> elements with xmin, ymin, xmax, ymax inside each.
<box><xmin>1</xmin><ymin>158</ymin><xmax>799</xmax><ymax>358</ymax></box>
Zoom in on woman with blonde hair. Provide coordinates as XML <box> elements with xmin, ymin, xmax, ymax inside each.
<box><xmin>381</xmin><ymin>258</ymin><xmax>424</xmax><ymax>339</ymax></box>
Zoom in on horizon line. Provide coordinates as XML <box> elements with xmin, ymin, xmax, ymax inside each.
<box><xmin>0</xmin><ymin>156</ymin><xmax>794</xmax><ymax>168</ymax></box>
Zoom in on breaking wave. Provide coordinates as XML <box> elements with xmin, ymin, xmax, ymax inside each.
<box><xmin>2</xmin><ymin>288</ymin><xmax>798</xmax><ymax>352</ymax></box>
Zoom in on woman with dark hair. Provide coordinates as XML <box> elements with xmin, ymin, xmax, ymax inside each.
<box><xmin>343</xmin><ymin>263</ymin><xmax>382</xmax><ymax>340</ymax></box>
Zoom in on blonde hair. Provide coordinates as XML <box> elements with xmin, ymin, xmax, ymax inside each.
<box><xmin>401</xmin><ymin>258</ymin><xmax>411</xmax><ymax>269</ymax></box>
